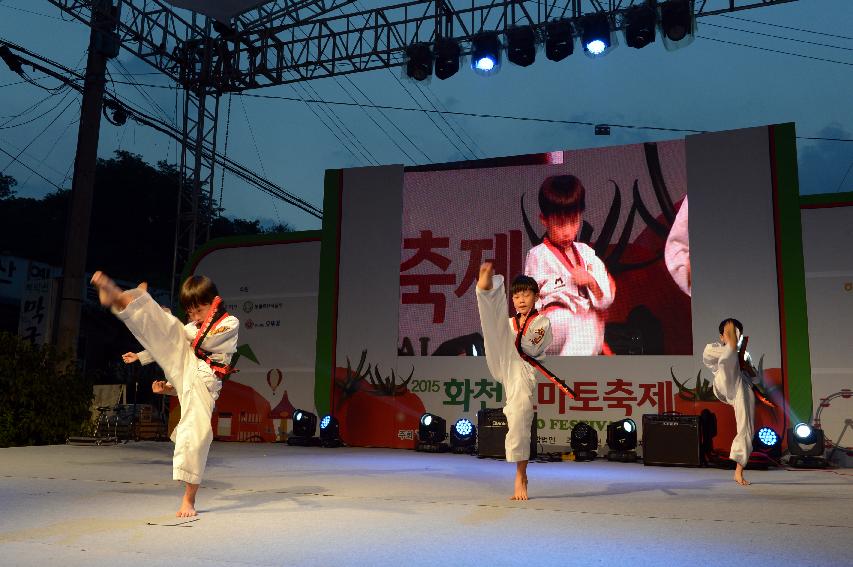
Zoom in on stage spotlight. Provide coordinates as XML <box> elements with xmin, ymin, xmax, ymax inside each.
<box><xmin>417</xmin><ymin>413</ymin><xmax>449</xmax><ymax>451</ymax></box>
<box><xmin>471</xmin><ymin>32</ymin><xmax>501</xmax><ymax>76</ymax></box>
<box><xmin>624</xmin><ymin>5</ymin><xmax>656</xmax><ymax>49</ymax></box>
<box><xmin>287</xmin><ymin>409</ymin><xmax>321</xmax><ymax>446</ymax></box>
<box><xmin>580</xmin><ymin>13</ymin><xmax>614</xmax><ymax>57</ymax></box>
<box><xmin>405</xmin><ymin>43</ymin><xmax>433</xmax><ymax>81</ymax></box>
<box><xmin>545</xmin><ymin>19</ymin><xmax>573</xmax><ymax>62</ymax></box>
<box><xmin>450</xmin><ymin>418</ymin><xmax>477</xmax><ymax>454</ymax></box>
<box><xmin>319</xmin><ymin>414</ymin><xmax>343</xmax><ymax>448</ymax></box>
<box><xmin>434</xmin><ymin>37</ymin><xmax>461</xmax><ymax>80</ymax></box>
<box><xmin>505</xmin><ymin>26</ymin><xmax>536</xmax><ymax>67</ymax></box>
<box><xmin>606</xmin><ymin>418</ymin><xmax>638</xmax><ymax>462</ymax></box>
<box><xmin>752</xmin><ymin>426</ymin><xmax>781</xmax><ymax>460</ymax></box>
<box><xmin>788</xmin><ymin>422</ymin><xmax>828</xmax><ymax>468</ymax></box>
<box><xmin>571</xmin><ymin>421</ymin><xmax>599</xmax><ymax>461</ymax></box>
<box><xmin>659</xmin><ymin>0</ymin><xmax>695</xmax><ymax>50</ymax></box>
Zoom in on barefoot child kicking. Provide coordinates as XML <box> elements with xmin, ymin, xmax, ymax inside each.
<box><xmin>703</xmin><ymin>318</ymin><xmax>761</xmax><ymax>486</ymax></box>
<box><xmin>92</xmin><ymin>271</ymin><xmax>238</xmax><ymax>516</ymax></box>
<box><xmin>476</xmin><ymin>262</ymin><xmax>552</xmax><ymax>500</ymax></box>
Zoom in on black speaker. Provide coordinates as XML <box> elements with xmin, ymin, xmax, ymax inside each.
<box><xmin>477</xmin><ymin>408</ymin><xmax>537</xmax><ymax>460</ymax></box>
<box><xmin>642</xmin><ymin>413</ymin><xmax>702</xmax><ymax>467</ymax></box>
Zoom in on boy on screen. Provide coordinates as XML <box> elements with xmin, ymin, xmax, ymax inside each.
<box><xmin>524</xmin><ymin>175</ymin><xmax>614</xmax><ymax>355</ymax></box>
<box><xmin>476</xmin><ymin>262</ymin><xmax>552</xmax><ymax>500</ymax></box>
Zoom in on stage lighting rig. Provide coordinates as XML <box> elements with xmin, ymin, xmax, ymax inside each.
<box><xmin>788</xmin><ymin>423</ymin><xmax>828</xmax><ymax>468</ymax></box>
<box><xmin>571</xmin><ymin>421</ymin><xmax>598</xmax><ymax>461</ymax></box>
<box><xmin>624</xmin><ymin>4</ymin><xmax>657</xmax><ymax>49</ymax></box>
<box><xmin>606</xmin><ymin>418</ymin><xmax>638</xmax><ymax>462</ymax></box>
<box><xmin>450</xmin><ymin>418</ymin><xmax>477</xmax><ymax>454</ymax></box>
<box><xmin>287</xmin><ymin>409</ymin><xmax>321</xmax><ymax>446</ymax></box>
<box><xmin>505</xmin><ymin>26</ymin><xmax>536</xmax><ymax>67</ymax></box>
<box><xmin>659</xmin><ymin>0</ymin><xmax>695</xmax><ymax>49</ymax></box>
<box><xmin>471</xmin><ymin>32</ymin><xmax>501</xmax><ymax>76</ymax></box>
<box><xmin>545</xmin><ymin>19</ymin><xmax>573</xmax><ymax>62</ymax></box>
<box><xmin>580</xmin><ymin>13</ymin><xmax>614</xmax><ymax>57</ymax></box>
<box><xmin>405</xmin><ymin>43</ymin><xmax>433</xmax><ymax>81</ymax></box>
<box><xmin>417</xmin><ymin>413</ymin><xmax>449</xmax><ymax>452</ymax></box>
<box><xmin>752</xmin><ymin>426</ymin><xmax>782</xmax><ymax>461</ymax></box>
<box><xmin>319</xmin><ymin>414</ymin><xmax>343</xmax><ymax>448</ymax></box>
<box><xmin>434</xmin><ymin>37</ymin><xmax>461</xmax><ymax>80</ymax></box>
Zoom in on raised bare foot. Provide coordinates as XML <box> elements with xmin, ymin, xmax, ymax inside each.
<box><xmin>90</xmin><ymin>271</ymin><xmax>123</xmax><ymax>308</ymax></box>
<box><xmin>510</xmin><ymin>473</ymin><xmax>528</xmax><ymax>500</ymax></box>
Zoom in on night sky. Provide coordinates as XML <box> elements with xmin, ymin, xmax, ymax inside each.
<box><xmin>1</xmin><ymin>0</ymin><xmax>851</xmax><ymax>231</ymax></box>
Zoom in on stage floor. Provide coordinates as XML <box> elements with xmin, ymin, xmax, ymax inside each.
<box><xmin>1</xmin><ymin>442</ymin><xmax>851</xmax><ymax>566</ymax></box>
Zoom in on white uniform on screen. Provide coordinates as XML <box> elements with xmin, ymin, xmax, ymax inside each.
<box><xmin>524</xmin><ymin>241</ymin><xmax>613</xmax><ymax>356</ymax></box>
<box><xmin>476</xmin><ymin>274</ymin><xmax>552</xmax><ymax>462</ymax></box>
<box><xmin>116</xmin><ymin>288</ymin><xmax>239</xmax><ymax>484</ymax></box>
<box><xmin>702</xmin><ymin>341</ymin><xmax>756</xmax><ymax>466</ymax></box>
<box><xmin>665</xmin><ymin>196</ymin><xmax>691</xmax><ymax>297</ymax></box>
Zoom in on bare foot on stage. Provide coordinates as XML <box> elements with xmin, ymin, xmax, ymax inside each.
<box><xmin>177</xmin><ymin>483</ymin><xmax>199</xmax><ymax>517</ymax></box>
<box><xmin>510</xmin><ymin>472</ymin><xmax>529</xmax><ymax>501</ymax></box>
<box><xmin>734</xmin><ymin>464</ymin><xmax>750</xmax><ymax>486</ymax></box>
<box><xmin>176</xmin><ymin>498</ymin><xmax>197</xmax><ymax>517</ymax></box>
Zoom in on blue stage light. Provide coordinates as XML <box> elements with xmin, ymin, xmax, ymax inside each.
<box><xmin>586</xmin><ymin>39</ymin><xmax>607</xmax><ymax>55</ymax></box>
<box><xmin>581</xmin><ymin>13</ymin><xmax>612</xmax><ymax>57</ymax></box>
<box><xmin>450</xmin><ymin>418</ymin><xmax>476</xmax><ymax>453</ymax></box>
<box><xmin>757</xmin><ymin>427</ymin><xmax>778</xmax><ymax>447</ymax></box>
<box><xmin>454</xmin><ymin>419</ymin><xmax>474</xmax><ymax>437</ymax></box>
<box><xmin>320</xmin><ymin>415</ymin><xmax>331</xmax><ymax>430</ymax></box>
<box><xmin>470</xmin><ymin>33</ymin><xmax>501</xmax><ymax>76</ymax></box>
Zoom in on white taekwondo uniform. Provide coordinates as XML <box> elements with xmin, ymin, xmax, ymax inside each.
<box><xmin>702</xmin><ymin>341</ymin><xmax>756</xmax><ymax>466</ymax></box>
<box><xmin>665</xmin><ymin>196</ymin><xmax>691</xmax><ymax>297</ymax></box>
<box><xmin>114</xmin><ymin>288</ymin><xmax>239</xmax><ymax>484</ymax></box>
<box><xmin>476</xmin><ymin>275</ymin><xmax>552</xmax><ymax>462</ymax></box>
<box><xmin>524</xmin><ymin>239</ymin><xmax>613</xmax><ymax>356</ymax></box>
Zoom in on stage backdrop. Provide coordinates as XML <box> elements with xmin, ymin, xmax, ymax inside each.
<box><xmin>800</xmin><ymin>192</ymin><xmax>853</xmax><ymax>455</ymax></box>
<box><xmin>317</xmin><ymin>124</ymin><xmax>811</xmax><ymax>452</ymax></box>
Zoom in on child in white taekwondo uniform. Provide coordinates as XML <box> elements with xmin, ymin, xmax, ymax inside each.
<box><xmin>91</xmin><ymin>271</ymin><xmax>239</xmax><ymax>516</ymax></box>
<box><xmin>524</xmin><ymin>175</ymin><xmax>614</xmax><ymax>356</ymax></box>
<box><xmin>476</xmin><ymin>262</ymin><xmax>552</xmax><ymax>501</ymax></box>
<box><xmin>703</xmin><ymin>318</ymin><xmax>757</xmax><ymax>486</ymax></box>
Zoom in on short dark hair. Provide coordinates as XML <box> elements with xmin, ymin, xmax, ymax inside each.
<box><xmin>718</xmin><ymin>318</ymin><xmax>743</xmax><ymax>336</ymax></box>
<box><xmin>180</xmin><ymin>275</ymin><xmax>219</xmax><ymax>310</ymax></box>
<box><xmin>511</xmin><ymin>275</ymin><xmax>539</xmax><ymax>295</ymax></box>
<box><xmin>538</xmin><ymin>175</ymin><xmax>586</xmax><ymax>218</ymax></box>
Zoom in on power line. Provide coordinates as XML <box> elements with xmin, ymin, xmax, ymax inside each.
<box><xmin>701</xmin><ymin>21</ymin><xmax>853</xmax><ymax>52</ymax></box>
<box><xmin>0</xmin><ymin>143</ymin><xmax>63</xmax><ymax>190</ymax></box>
<box><xmin>718</xmin><ymin>14</ymin><xmax>853</xmax><ymax>42</ymax></box>
<box><xmin>1</xmin><ymin>92</ymin><xmax>76</xmax><ymax>172</ymax></box>
<box><xmin>697</xmin><ymin>35</ymin><xmax>853</xmax><ymax>66</ymax></box>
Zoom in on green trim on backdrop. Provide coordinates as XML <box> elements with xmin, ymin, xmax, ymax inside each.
<box><xmin>314</xmin><ymin>171</ymin><xmax>342</xmax><ymax>416</ymax></box>
<box><xmin>772</xmin><ymin>123</ymin><xmax>813</xmax><ymax>422</ymax></box>
<box><xmin>799</xmin><ymin>192</ymin><xmax>853</xmax><ymax>208</ymax></box>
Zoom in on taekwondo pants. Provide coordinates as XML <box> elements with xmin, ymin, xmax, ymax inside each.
<box><xmin>713</xmin><ymin>353</ymin><xmax>756</xmax><ymax>467</ymax></box>
<box><xmin>116</xmin><ymin>289</ymin><xmax>220</xmax><ymax>484</ymax></box>
<box><xmin>477</xmin><ymin>284</ymin><xmax>535</xmax><ymax>463</ymax></box>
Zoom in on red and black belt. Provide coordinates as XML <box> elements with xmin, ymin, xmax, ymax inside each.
<box><xmin>513</xmin><ymin>310</ymin><xmax>576</xmax><ymax>399</ymax></box>
<box><xmin>191</xmin><ymin>295</ymin><xmax>237</xmax><ymax>379</ymax></box>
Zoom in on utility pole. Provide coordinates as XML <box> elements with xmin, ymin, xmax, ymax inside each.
<box><xmin>54</xmin><ymin>0</ymin><xmax>118</xmax><ymax>356</ymax></box>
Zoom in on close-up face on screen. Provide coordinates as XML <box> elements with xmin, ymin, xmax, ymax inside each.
<box><xmin>399</xmin><ymin>140</ymin><xmax>691</xmax><ymax>357</ymax></box>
